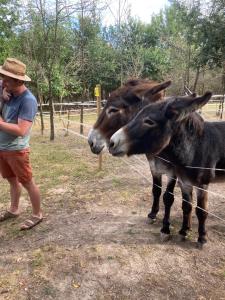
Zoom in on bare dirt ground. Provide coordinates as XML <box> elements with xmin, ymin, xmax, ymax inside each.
<box><xmin>0</xmin><ymin>121</ymin><xmax>224</xmax><ymax>300</ymax></box>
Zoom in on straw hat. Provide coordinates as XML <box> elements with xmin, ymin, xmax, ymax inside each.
<box><xmin>0</xmin><ymin>58</ymin><xmax>31</xmax><ymax>81</ymax></box>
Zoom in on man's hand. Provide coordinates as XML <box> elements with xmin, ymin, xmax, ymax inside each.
<box><xmin>2</xmin><ymin>88</ymin><xmax>11</xmax><ymax>101</ymax></box>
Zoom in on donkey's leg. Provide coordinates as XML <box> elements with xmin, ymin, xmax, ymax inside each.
<box><xmin>179</xmin><ymin>184</ymin><xmax>193</xmax><ymax>238</ymax></box>
<box><xmin>148</xmin><ymin>173</ymin><xmax>162</xmax><ymax>221</ymax></box>
<box><xmin>161</xmin><ymin>176</ymin><xmax>177</xmax><ymax>237</ymax></box>
<box><xmin>196</xmin><ymin>186</ymin><xmax>208</xmax><ymax>244</ymax></box>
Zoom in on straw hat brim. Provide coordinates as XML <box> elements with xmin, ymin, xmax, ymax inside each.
<box><xmin>0</xmin><ymin>66</ymin><xmax>31</xmax><ymax>82</ymax></box>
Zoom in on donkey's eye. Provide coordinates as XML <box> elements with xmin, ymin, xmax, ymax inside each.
<box><xmin>107</xmin><ymin>107</ymin><xmax>120</xmax><ymax>116</ymax></box>
<box><xmin>143</xmin><ymin>118</ymin><xmax>156</xmax><ymax>127</ymax></box>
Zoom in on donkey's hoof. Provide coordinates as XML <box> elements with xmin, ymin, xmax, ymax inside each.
<box><xmin>197</xmin><ymin>236</ymin><xmax>207</xmax><ymax>248</ymax></box>
<box><xmin>148</xmin><ymin>218</ymin><xmax>156</xmax><ymax>224</ymax></box>
<box><xmin>147</xmin><ymin>214</ymin><xmax>157</xmax><ymax>224</ymax></box>
<box><xmin>179</xmin><ymin>234</ymin><xmax>187</xmax><ymax>242</ymax></box>
<box><xmin>196</xmin><ymin>241</ymin><xmax>206</xmax><ymax>250</ymax></box>
<box><xmin>147</xmin><ymin>212</ymin><xmax>156</xmax><ymax>218</ymax></box>
<box><xmin>160</xmin><ymin>232</ymin><xmax>171</xmax><ymax>242</ymax></box>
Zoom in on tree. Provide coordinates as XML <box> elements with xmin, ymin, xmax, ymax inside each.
<box><xmin>0</xmin><ymin>0</ymin><xmax>19</xmax><ymax>62</ymax></box>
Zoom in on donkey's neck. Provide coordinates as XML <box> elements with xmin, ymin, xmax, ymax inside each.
<box><xmin>161</xmin><ymin>115</ymin><xmax>225</xmax><ymax>184</ymax></box>
<box><xmin>164</xmin><ymin>113</ymin><xmax>204</xmax><ymax>167</ymax></box>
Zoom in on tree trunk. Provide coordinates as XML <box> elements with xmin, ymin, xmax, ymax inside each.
<box><xmin>193</xmin><ymin>66</ymin><xmax>200</xmax><ymax>92</ymax></box>
<box><xmin>37</xmin><ymin>91</ymin><xmax>45</xmax><ymax>135</ymax></box>
<box><xmin>59</xmin><ymin>94</ymin><xmax>63</xmax><ymax>114</ymax></box>
<box><xmin>35</xmin><ymin>74</ymin><xmax>45</xmax><ymax>135</ymax></box>
<box><xmin>201</xmin><ymin>68</ymin><xmax>205</xmax><ymax>95</ymax></box>
<box><xmin>185</xmin><ymin>45</ymin><xmax>191</xmax><ymax>89</ymax></box>
<box><xmin>220</xmin><ymin>62</ymin><xmax>225</xmax><ymax>119</ymax></box>
<box><xmin>48</xmin><ymin>77</ymin><xmax>55</xmax><ymax>140</ymax></box>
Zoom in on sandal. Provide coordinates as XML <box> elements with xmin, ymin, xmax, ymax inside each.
<box><xmin>20</xmin><ymin>215</ymin><xmax>43</xmax><ymax>230</ymax></box>
<box><xmin>0</xmin><ymin>210</ymin><xmax>19</xmax><ymax>222</ymax></box>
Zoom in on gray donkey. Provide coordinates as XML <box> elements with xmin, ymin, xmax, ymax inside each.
<box><xmin>109</xmin><ymin>92</ymin><xmax>220</xmax><ymax>245</ymax></box>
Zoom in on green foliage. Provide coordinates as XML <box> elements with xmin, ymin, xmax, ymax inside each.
<box><xmin>142</xmin><ymin>47</ymin><xmax>171</xmax><ymax>80</ymax></box>
<box><xmin>167</xmin><ymin>0</ymin><xmax>225</xmax><ymax>68</ymax></box>
<box><xmin>1</xmin><ymin>0</ymin><xmax>224</xmax><ymax>101</ymax></box>
<box><xmin>0</xmin><ymin>0</ymin><xmax>19</xmax><ymax>62</ymax></box>
<box><xmin>197</xmin><ymin>1</ymin><xmax>225</xmax><ymax>67</ymax></box>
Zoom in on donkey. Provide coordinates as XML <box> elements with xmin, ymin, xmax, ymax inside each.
<box><xmin>88</xmin><ymin>79</ymin><xmax>182</xmax><ymax>233</ymax></box>
<box><xmin>108</xmin><ymin>92</ymin><xmax>219</xmax><ymax>245</ymax></box>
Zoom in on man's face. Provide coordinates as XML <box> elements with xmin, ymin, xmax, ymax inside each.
<box><xmin>1</xmin><ymin>75</ymin><xmax>20</xmax><ymax>93</ymax></box>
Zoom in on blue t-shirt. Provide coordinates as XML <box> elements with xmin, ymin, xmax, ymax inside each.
<box><xmin>0</xmin><ymin>89</ymin><xmax>37</xmax><ymax>150</ymax></box>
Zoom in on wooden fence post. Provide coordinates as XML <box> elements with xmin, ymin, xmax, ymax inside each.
<box><xmin>80</xmin><ymin>105</ymin><xmax>84</xmax><ymax>134</ymax></box>
<box><xmin>221</xmin><ymin>94</ymin><xmax>225</xmax><ymax>119</ymax></box>
<box><xmin>65</xmin><ymin>109</ymin><xmax>70</xmax><ymax>136</ymax></box>
<box><xmin>95</xmin><ymin>84</ymin><xmax>102</xmax><ymax>171</ymax></box>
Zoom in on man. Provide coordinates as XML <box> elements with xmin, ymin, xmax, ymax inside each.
<box><xmin>0</xmin><ymin>58</ymin><xmax>43</xmax><ymax>230</ymax></box>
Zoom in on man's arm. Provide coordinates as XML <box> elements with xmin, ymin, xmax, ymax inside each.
<box><xmin>0</xmin><ymin>118</ymin><xmax>32</xmax><ymax>137</ymax></box>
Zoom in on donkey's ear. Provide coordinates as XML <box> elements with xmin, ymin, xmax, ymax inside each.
<box><xmin>165</xmin><ymin>92</ymin><xmax>212</xmax><ymax>120</ymax></box>
<box><xmin>144</xmin><ymin>80</ymin><xmax>172</xmax><ymax>98</ymax></box>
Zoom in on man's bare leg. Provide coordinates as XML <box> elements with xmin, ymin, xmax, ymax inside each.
<box><xmin>22</xmin><ymin>178</ymin><xmax>42</xmax><ymax>217</ymax></box>
<box><xmin>7</xmin><ymin>177</ymin><xmax>22</xmax><ymax>215</ymax></box>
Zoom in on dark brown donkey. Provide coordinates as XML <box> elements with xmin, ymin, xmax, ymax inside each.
<box><xmin>88</xmin><ymin>79</ymin><xmax>181</xmax><ymax>237</ymax></box>
<box><xmin>109</xmin><ymin>92</ymin><xmax>219</xmax><ymax>245</ymax></box>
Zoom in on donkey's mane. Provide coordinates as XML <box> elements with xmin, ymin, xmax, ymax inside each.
<box><xmin>178</xmin><ymin>112</ymin><xmax>205</xmax><ymax>136</ymax></box>
<box><xmin>109</xmin><ymin>78</ymin><xmax>164</xmax><ymax>103</ymax></box>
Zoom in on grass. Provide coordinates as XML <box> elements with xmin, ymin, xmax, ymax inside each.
<box><xmin>112</xmin><ymin>177</ymin><xmax>121</xmax><ymax>187</ymax></box>
<box><xmin>30</xmin><ymin>133</ymin><xmax>102</xmax><ymax>193</ymax></box>
<box><xmin>201</xmin><ymin>102</ymin><xmax>224</xmax><ymax>119</ymax></box>
<box><xmin>0</xmin><ymin>118</ymin><xmax>127</xmax><ymax>215</ymax></box>
<box><xmin>50</xmin><ymin>112</ymin><xmax>97</xmax><ymax>126</ymax></box>
<box><xmin>0</xmin><ymin>113</ymin><xmax>224</xmax><ymax>299</ymax></box>
<box><xmin>31</xmin><ymin>248</ymin><xmax>45</xmax><ymax>268</ymax></box>
<box><xmin>0</xmin><ymin>121</ymin><xmax>114</xmax><ymax>233</ymax></box>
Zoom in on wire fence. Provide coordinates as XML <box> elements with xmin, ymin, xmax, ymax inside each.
<box><xmin>37</xmin><ymin>95</ymin><xmax>225</xmax><ymax>122</ymax></box>
<box><xmin>35</xmin><ymin>114</ymin><xmax>225</xmax><ymax>225</ymax></box>
<box><xmin>35</xmin><ymin>100</ymin><xmax>225</xmax><ymax>225</ymax></box>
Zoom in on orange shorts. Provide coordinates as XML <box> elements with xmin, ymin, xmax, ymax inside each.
<box><xmin>0</xmin><ymin>148</ymin><xmax>32</xmax><ymax>184</ymax></box>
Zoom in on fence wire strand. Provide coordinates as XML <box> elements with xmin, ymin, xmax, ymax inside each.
<box><xmin>36</xmin><ymin>109</ymin><xmax>225</xmax><ymax>224</ymax></box>
<box><xmin>50</xmin><ymin>124</ymin><xmax>225</xmax><ymax>224</ymax></box>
